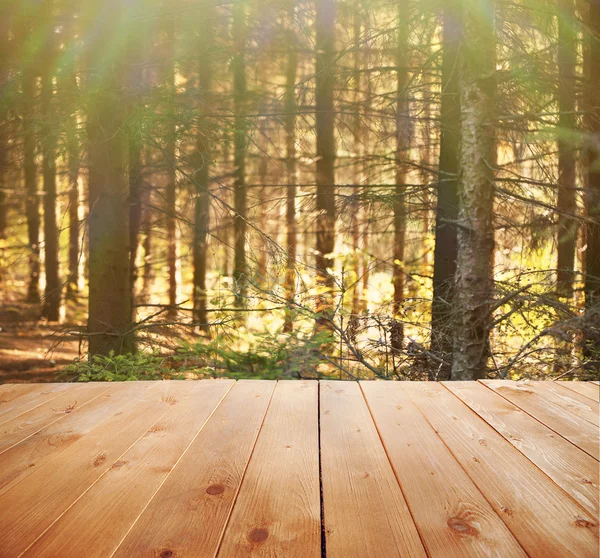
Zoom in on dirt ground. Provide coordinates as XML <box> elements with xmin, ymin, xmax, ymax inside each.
<box><xmin>0</xmin><ymin>303</ymin><xmax>82</xmax><ymax>383</ymax></box>
<box><xmin>0</xmin><ymin>329</ymin><xmax>81</xmax><ymax>383</ymax></box>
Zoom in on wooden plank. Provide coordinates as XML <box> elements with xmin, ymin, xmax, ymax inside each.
<box><xmin>482</xmin><ymin>380</ymin><xmax>599</xmax><ymax>460</ymax></box>
<box><xmin>0</xmin><ymin>383</ymin><xmax>73</xmax><ymax>426</ymax></box>
<box><xmin>0</xmin><ymin>383</ymin><xmax>43</xmax><ymax>405</ymax></box>
<box><xmin>404</xmin><ymin>382</ymin><xmax>599</xmax><ymax>558</ymax></box>
<box><xmin>529</xmin><ymin>381</ymin><xmax>599</xmax><ymax>427</ymax></box>
<box><xmin>591</xmin><ymin>381</ymin><xmax>599</xmax><ymax>386</ymax></box>
<box><xmin>0</xmin><ymin>383</ymin><xmax>110</xmax><ymax>453</ymax></box>
<box><xmin>0</xmin><ymin>382</ymin><xmax>157</xmax><ymax>495</ymax></box>
<box><xmin>445</xmin><ymin>381</ymin><xmax>599</xmax><ymax>518</ymax></box>
<box><xmin>360</xmin><ymin>381</ymin><xmax>523</xmax><ymax>557</ymax></box>
<box><xmin>22</xmin><ymin>380</ymin><xmax>234</xmax><ymax>558</ymax></box>
<box><xmin>556</xmin><ymin>381</ymin><xmax>599</xmax><ymax>402</ymax></box>
<box><xmin>360</xmin><ymin>382</ymin><xmax>526</xmax><ymax>558</ymax></box>
<box><xmin>217</xmin><ymin>380</ymin><xmax>321</xmax><ymax>558</ymax></box>
<box><xmin>0</xmin><ymin>381</ymin><xmax>199</xmax><ymax>557</ymax></box>
<box><xmin>113</xmin><ymin>380</ymin><xmax>275</xmax><ymax>558</ymax></box>
<box><xmin>320</xmin><ymin>381</ymin><xmax>425</xmax><ymax>558</ymax></box>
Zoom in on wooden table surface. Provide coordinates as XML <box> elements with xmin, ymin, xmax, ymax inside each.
<box><xmin>0</xmin><ymin>379</ymin><xmax>598</xmax><ymax>557</ymax></box>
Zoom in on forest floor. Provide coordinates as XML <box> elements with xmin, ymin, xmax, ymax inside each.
<box><xmin>0</xmin><ymin>303</ymin><xmax>81</xmax><ymax>383</ymax></box>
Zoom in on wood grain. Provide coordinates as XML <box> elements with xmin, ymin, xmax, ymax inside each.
<box><xmin>556</xmin><ymin>381</ymin><xmax>600</xmax><ymax>402</ymax></box>
<box><xmin>0</xmin><ymin>381</ymin><xmax>196</xmax><ymax>557</ymax></box>
<box><xmin>362</xmin><ymin>381</ymin><xmax>527</xmax><ymax>557</ymax></box>
<box><xmin>0</xmin><ymin>383</ymin><xmax>73</xmax><ymax>426</ymax></box>
<box><xmin>0</xmin><ymin>383</ymin><xmax>43</xmax><ymax>405</ymax></box>
<box><xmin>528</xmin><ymin>381</ymin><xmax>599</xmax><ymax>426</ymax></box>
<box><xmin>320</xmin><ymin>381</ymin><xmax>426</xmax><ymax>558</ymax></box>
<box><xmin>22</xmin><ymin>380</ymin><xmax>234</xmax><ymax>558</ymax></box>
<box><xmin>482</xmin><ymin>380</ymin><xmax>599</xmax><ymax>460</ymax></box>
<box><xmin>217</xmin><ymin>380</ymin><xmax>321</xmax><ymax>558</ymax></box>
<box><xmin>0</xmin><ymin>382</ymin><xmax>156</xmax><ymax>495</ymax></box>
<box><xmin>404</xmin><ymin>382</ymin><xmax>599</xmax><ymax>558</ymax></box>
<box><xmin>0</xmin><ymin>382</ymin><xmax>110</xmax><ymax>453</ymax></box>
<box><xmin>114</xmin><ymin>380</ymin><xmax>275</xmax><ymax>558</ymax></box>
<box><xmin>445</xmin><ymin>381</ymin><xmax>599</xmax><ymax>518</ymax></box>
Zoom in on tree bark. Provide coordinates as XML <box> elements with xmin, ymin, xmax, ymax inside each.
<box><xmin>141</xmin><ymin>179</ymin><xmax>155</xmax><ymax>305</ymax></box>
<box><xmin>41</xmin><ymin>0</ymin><xmax>60</xmax><ymax>321</ymax></box>
<box><xmin>233</xmin><ymin>0</ymin><xmax>248</xmax><ymax>309</ymax></box>
<box><xmin>315</xmin><ymin>0</ymin><xmax>336</xmax><ymax>322</ymax></box>
<box><xmin>451</xmin><ymin>0</ymin><xmax>496</xmax><ymax>380</ymax></box>
<box><xmin>392</xmin><ymin>1</ymin><xmax>410</xmax><ymax>352</ymax></box>
<box><xmin>556</xmin><ymin>0</ymin><xmax>578</xmax><ymax>298</ymax></box>
<box><xmin>127</xmin><ymin>12</ymin><xmax>146</xmax><ymax>315</ymax></box>
<box><xmin>22</xmin><ymin>50</ymin><xmax>40</xmax><ymax>304</ymax></box>
<box><xmin>192</xmin><ymin>2</ymin><xmax>214</xmax><ymax>332</ymax></box>
<box><xmin>0</xmin><ymin>13</ymin><xmax>9</xmax><ymax>256</ymax></box>
<box><xmin>63</xmin><ymin>67</ymin><xmax>80</xmax><ymax>300</ymax></box>
<box><xmin>165</xmin><ymin>19</ymin><xmax>178</xmax><ymax>318</ymax></box>
<box><xmin>86</xmin><ymin>0</ymin><xmax>134</xmax><ymax>356</ymax></box>
<box><xmin>583</xmin><ymin>0</ymin><xmax>600</xmax><ymax>371</ymax></box>
<box><xmin>430</xmin><ymin>0</ymin><xmax>461</xmax><ymax>378</ymax></box>
<box><xmin>283</xmin><ymin>2</ymin><xmax>298</xmax><ymax>333</ymax></box>
<box><xmin>350</xmin><ymin>1</ymin><xmax>362</xmax><ymax>317</ymax></box>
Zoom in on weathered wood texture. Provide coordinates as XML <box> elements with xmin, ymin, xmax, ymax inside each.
<box><xmin>0</xmin><ymin>379</ymin><xmax>597</xmax><ymax>558</ymax></box>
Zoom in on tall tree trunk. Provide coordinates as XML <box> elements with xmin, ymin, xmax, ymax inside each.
<box><xmin>63</xmin><ymin>68</ymin><xmax>80</xmax><ymax>300</ymax></box>
<box><xmin>86</xmin><ymin>0</ymin><xmax>134</xmax><ymax>356</ymax></box>
<box><xmin>129</xmin><ymin>142</ymin><xmax>143</xmax><ymax>309</ymax></box>
<box><xmin>451</xmin><ymin>0</ymin><xmax>496</xmax><ymax>380</ymax></box>
<box><xmin>392</xmin><ymin>2</ymin><xmax>410</xmax><ymax>352</ymax></box>
<box><xmin>41</xmin><ymin>1</ymin><xmax>60</xmax><ymax>321</ymax></box>
<box><xmin>556</xmin><ymin>0</ymin><xmax>578</xmax><ymax>298</ymax></box>
<box><xmin>583</xmin><ymin>0</ymin><xmax>600</xmax><ymax>371</ymax></box>
<box><xmin>22</xmin><ymin>54</ymin><xmax>40</xmax><ymax>304</ymax></box>
<box><xmin>127</xmin><ymin>12</ymin><xmax>146</xmax><ymax>315</ymax></box>
<box><xmin>192</xmin><ymin>2</ymin><xmax>214</xmax><ymax>332</ymax></box>
<box><xmin>430</xmin><ymin>0</ymin><xmax>461</xmax><ymax>378</ymax></box>
<box><xmin>284</xmin><ymin>3</ymin><xmax>298</xmax><ymax>333</ymax></box>
<box><xmin>0</xmin><ymin>13</ymin><xmax>9</xmax><ymax>258</ymax></box>
<box><xmin>360</xmin><ymin>30</ymin><xmax>373</xmax><ymax>314</ymax></box>
<box><xmin>315</xmin><ymin>0</ymin><xmax>336</xmax><ymax>323</ymax></box>
<box><xmin>141</xmin><ymin>180</ymin><xmax>155</xmax><ymax>305</ymax></box>
<box><xmin>165</xmin><ymin>19</ymin><xmax>178</xmax><ymax>317</ymax></box>
<box><xmin>350</xmin><ymin>1</ymin><xmax>362</xmax><ymax>317</ymax></box>
<box><xmin>233</xmin><ymin>1</ymin><xmax>248</xmax><ymax>308</ymax></box>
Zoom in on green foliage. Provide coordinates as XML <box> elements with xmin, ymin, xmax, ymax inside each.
<box><xmin>63</xmin><ymin>351</ymin><xmax>183</xmax><ymax>382</ymax></box>
<box><xmin>176</xmin><ymin>329</ymin><xmax>333</xmax><ymax>379</ymax></box>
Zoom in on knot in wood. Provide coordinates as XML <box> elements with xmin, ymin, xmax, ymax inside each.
<box><xmin>248</xmin><ymin>528</ymin><xmax>269</xmax><ymax>543</ymax></box>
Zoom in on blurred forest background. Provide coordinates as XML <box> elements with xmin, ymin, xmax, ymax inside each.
<box><xmin>0</xmin><ymin>0</ymin><xmax>599</xmax><ymax>382</ymax></box>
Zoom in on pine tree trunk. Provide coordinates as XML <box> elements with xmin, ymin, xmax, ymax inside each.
<box><xmin>392</xmin><ymin>2</ymin><xmax>410</xmax><ymax>352</ymax></box>
<box><xmin>583</xmin><ymin>0</ymin><xmax>600</xmax><ymax>371</ymax></box>
<box><xmin>165</xmin><ymin>21</ymin><xmax>178</xmax><ymax>318</ymax></box>
<box><xmin>283</xmin><ymin>5</ymin><xmax>298</xmax><ymax>333</ymax></box>
<box><xmin>451</xmin><ymin>0</ymin><xmax>496</xmax><ymax>380</ymax></box>
<box><xmin>556</xmin><ymin>0</ymin><xmax>578</xmax><ymax>298</ymax></box>
<box><xmin>22</xmin><ymin>60</ymin><xmax>40</xmax><ymax>304</ymax></box>
<box><xmin>233</xmin><ymin>1</ymin><xmax>248</xmax><ymax>309</ymax></box>
<box><xmin>315</xmin><ymin>0</ymin><xmax>336</xmax><ymax>322</ymax></box>
<box><xmin>41</xmin><ymin>4</ymin><xmax>60</xmax><ymax>321</ymax></box>
<box><xmin>350</xmin><ymin>2</ymin><xmax>362</xmax><ymax>317</ymax></box>
<box><xmin>141</xmin><ymin>181</ymin><xmax>154</xmax><ymax>305</ymax></box>
<box><xmin>63</xmin><ymin>70</ymin><xmax>80</xmax><ymax>300</ymax></box>
<box><xmin>0</xmin><ymin>14</ymin><xmax>9</xmax><ymax>257</ymax></box>
<box><xmin>192</xmin><ymin>3</ymin><xmax>214</xmax><ymax>332</ymax></box>
<box><xmin>86</xmin><ymin>0</ymin><xmax>134</xmax><ymax>356</ymax></box>
<box><xmin>127</xmin><ymin>16</ymin><xmax>146</xmax><ymax>315</ymax></box>
<box><xmin>430</xmin><ymin>0</ymin><xmax>461</xmax><ymax>378</ymax></box>
<box><xmin>360</xmin><ymin>41</ymin><xmax>373</xmax><ymax>314</ymax></box>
